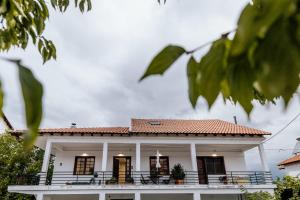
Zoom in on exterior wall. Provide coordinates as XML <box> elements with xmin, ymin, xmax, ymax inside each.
<box><xmin>54</xmin><ymin>151</ymin><xmax>102</xmax><ymax>172</ymax></box>
<box><xmin>196</xmin><ymin>151</ymin><xmax>247</xmax><ymax>171</ymax></box>
<box><xmin>201</xmin><ymin>194</ymin><xmax>241</xmax><ymax>200</ymax></box>
<box><xmin>53</xmin><ymin>149</ymin><xmax>246</xmax><ymax>173</ymax></box>
<box><xmin>284</xmin><ymin>163</ymin><xmax>300</xmax><ymax>177</ymax></box>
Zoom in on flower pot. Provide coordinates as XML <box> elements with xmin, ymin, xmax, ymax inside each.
<box><xmin>175</xmin><ymin>179</ymin><xmax>184</xmax><ymax>185</ymax></box>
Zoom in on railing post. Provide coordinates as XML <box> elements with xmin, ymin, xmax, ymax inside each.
<box><xmin>102</xmin><ymin>172</ymin><xmax>105</xmax><ymax>185</ymax></box>
<box><xmin>231</xmin><ymin>172</ymin><xmax>234</xmax><ymax>184</ymax></box>
<box><xmin>254</xmin><ymin>172</ymin><xmax>258</xmax><ymax>185</ymax></box>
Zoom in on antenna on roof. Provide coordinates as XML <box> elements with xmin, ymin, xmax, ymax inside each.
<box><xmin>233</xmin><ymin>116</ymin><xmax>237</xmax><ymax>125</ymax></box>
<box><xmin>70</xmin><ymin>123</ymin><xmax>77</xmax><ymax>128</ymax></box>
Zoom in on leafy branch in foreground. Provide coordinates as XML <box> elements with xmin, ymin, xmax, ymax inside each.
<box><xmin>140</xmin><ymin>0</ymin><xmax>300</xmax><ymax>114</ymax></box>
<box><xmin>0</xmin><ymin>0</ymin><xmax>91</xmax><ymax>148</ymax></box>
<box><xmin>0</xmin><ymin>0</ymin><xmax>92</xmax><ymax>63</ymax></box>
<box><xmin>3</xmin><ymin>59</ymin><xmax>43</xmax><ymax>149</ymax></box>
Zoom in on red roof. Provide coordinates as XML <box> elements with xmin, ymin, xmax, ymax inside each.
<box><xmin>12</xmin><ymin>127</ymin><xmax>129</xmax><ymax>135</ymax></box>
<box><xmin>278</xmin><ymin>154</ymin><xmax>300</xmax><ymax>166</ymax></box>
<box><xmin>10</xmin><ymin>119</ymin><xmax>270</xmax><ymax>136</ymax></box>
<box><xmin>131</xmin><ymin>119</ymin><xmax>270</xmax><ymax>135</ymax></box>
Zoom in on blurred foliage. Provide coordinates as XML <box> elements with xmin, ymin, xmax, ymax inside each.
<box><xmin>141</xmin><ymin>0</ymin><xmax>300</xmax><ymax>114</ymax></box>
<box><xmin>0</xmin><ymin>133</ymin><xmax>43</xmax><ymax>199</ymax></box>
<box><xmin>245</xmin><ymin>191</ymin><xmax>275</xmax><ymax>200</ymax></box>
<box><xmin>244</xmin><ymin>176</ymin><xmax>300</xmax><ymax>200</ymax></box>
<box><xmin>0</xmin><ymin>0</ymin><xmax>91</xmax><ymax>148</ymax></box>
<box><xmin>275</xmin><ymin>176</ymin><xmax>300</xmax><ymax>200</ymax></box>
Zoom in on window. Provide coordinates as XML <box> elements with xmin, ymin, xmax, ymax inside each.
<box><xmin>203</xmin><ymin>157</ymin><xmax>225</xmax><ymax>175</ymax></box>
<box><xmin>149</xmin><ymin>156</ymin><xmax>169</xmax><ymax>175</ymax></box>
<box><xmin>73</xmin><ymin>156</ymin><xmax>95</xmax><ymax>175</ymax></box>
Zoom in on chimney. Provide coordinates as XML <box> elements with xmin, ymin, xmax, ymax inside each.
<box><xmin>70</xmin><ymin>123</ymin><xmax>77</xmax><ymax>128</ymax></box>
<box><xmin>293</xmin><ymin>138</ymin><xmax>300</xmax><ymax>155</ymax></box>
<box><xmin>233</xmin><ymin>116</ymin><xmax>237</xmax><ymax>125</ymax></box>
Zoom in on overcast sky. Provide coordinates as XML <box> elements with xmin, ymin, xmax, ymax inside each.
<box><xmin>0</xmin><ymin>0</ymin><xmax>299</xmax><ymax>177</ymax></box>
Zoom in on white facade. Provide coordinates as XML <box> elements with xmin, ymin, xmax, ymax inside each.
<box><xmin>8</xmin><ymin>133</ymin><xmax>276</xmax><ymax>200</ymax></box>
<box><xmin>284</xmin><ymin>163</ymin><xmax>300</xmax><ymax>178</ymax></box>
<box><xmin>278</xmin><ymin>138</ymin><xmax>300</xmax><ymax>178</ymax></box>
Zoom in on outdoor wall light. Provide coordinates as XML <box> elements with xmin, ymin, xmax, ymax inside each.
<box><xmin>82</xmin><ymin>153</ymin><xmax>89</xmax><ymax>156</ymax></box>
<box><xmin>117</xmin><ymin>153</ymin><xmax>124</xmax><ymax>156</ymax></box>
<box><xmin>212</xmin><ymin>150</ymin><xmax>217</xmax><ymax>157</ymax></box>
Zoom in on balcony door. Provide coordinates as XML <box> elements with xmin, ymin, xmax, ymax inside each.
<box><xmin>113</xmin><ymin>156</ymin><xmax>131</xmax><ymax>183</ymax></box>
<box><xmin>197</xmin><ymin>156</ymin><xmax>226</xmax><ymax>184</ymax></box>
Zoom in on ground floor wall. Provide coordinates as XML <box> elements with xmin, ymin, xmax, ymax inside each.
<box><xmin>43</xmin><ymin>193</ymin><xmax>243</xmax><ymax>200</ymax></box>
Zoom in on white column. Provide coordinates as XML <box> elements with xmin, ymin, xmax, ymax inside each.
<box><xmin>193</xmin><ymin>192</ymin><xmax>201</xmax><ymax>200</ymax></box>
<box><xmin>135</xmin><ymin>192</ymin><xmax>141</xmax><ymax>200</ymax></box>
<box><xmin>190</xmin><ymin>143</ymin><xmax>198</xmax><ymax>171</ymax></box>
<box><xmin>102</xmin><ymin>142</ymin><xmax>108</xmax><ymax>171</ymax></box>
<box><xmin>136</xmin><ymin>143</ymin><xmax>141</xmax><ymax>171</ymax></box>
<box><xmin>190</xmin><ymin>143</ymin><xmax>198</xmax><ymax>184</ymax></box>
<box><xmin>35</xmin><ymin>194</ymin><xmax>43</xmax><ymax>200</ymax></box>
<box><xmin>41</xmin><ymin>140</ymin><xmax>52</xmax><ymax>172</ymax></box>
<box><xmin>40</xmin><ymin>140</ymin><xmax>52</xmax><ymax>185</ymax></box>
<box><xmin>258</xmin><ymin>144</ymin><xmax>270</xmax><ymax>171</ymax></box>
<box><xmin>99</xmin><ymin>193</ymin><xmax>105</xmax><ymax>200</ymax></box>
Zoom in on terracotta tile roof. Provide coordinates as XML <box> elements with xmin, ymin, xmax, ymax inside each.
<box><xmin>130</xmin><ymin>119</ymin><xmax>270</xmax><ymax>135</ymax></box>
<box><xmin>10</xmin><ymin>119</ymin><xmax>270</xmax><ymax>136</ymax></box>
<box><xmin>11</xmin><ymin>127</ymin><xmax>129</xmax><ymax>135</ymax></box>
<box><xmin>278</xmin><ymin>154</ymin><xmax>300</xmax><ymax>166</ymax></box>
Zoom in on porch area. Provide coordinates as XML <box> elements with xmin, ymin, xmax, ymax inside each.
<box><xmin>15</xmin><ymin>138</ymin><xmax>273</xmax><ymax>187</ymax></box>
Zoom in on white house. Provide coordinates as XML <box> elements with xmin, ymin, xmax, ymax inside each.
<box><xmin>8</xmin><ymin>118</ymin><xmax>276</xmax><ymax>200</ymax></box>
<box><xmin>278</xmin><ymin>138</ymin><xmax>300</xmax><ymax>178</ymax></box>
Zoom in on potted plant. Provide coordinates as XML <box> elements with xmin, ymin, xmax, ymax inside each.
<box><xmin>171</xmin><ymin>164</ymin><xmax>185</xmax><ymax>184</ymax></box>
<box><xmin>125</xmin><ymin>176</ymin><xmax>134</xmax><ymax>184</ymax></box>
<box><xmin>105</xmin><ymin>177</ymin><xmax>118</xmax><ymax>185</ymax></box>
<box><xmin>89</xmin><ymin>172</ymin><xmax>98</xmax><ymax>185</ymax></box>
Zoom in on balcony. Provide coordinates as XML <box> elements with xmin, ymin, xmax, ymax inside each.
<box><xmin>14</xmin><ymin>171</ymin><xmax>272</xmax><ymax>186</ymax></box>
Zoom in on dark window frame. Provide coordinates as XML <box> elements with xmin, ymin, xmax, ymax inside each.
<box><xmin>197</xmin><ymin>156</ymin><xmax>226</xmax><ymax>175</ymax></box>
<box><xmin>73</xmin><ymin>156</ymin><xmax>95</xmax><ymax>175</ymax></box>
<box><xmin>149</xmin><ymin>156</ymin><xmax>170</xmax><ymax>175</ymax></box>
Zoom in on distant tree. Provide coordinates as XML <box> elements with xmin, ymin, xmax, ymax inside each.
<box><xmin>141</xmin><ymin>0</ymin><xmax>300</xmax><ymax>115</ymax></box>
<box><xmin>0</xmin><ymin>133</ymin><xmax>43</xmax><ymax>199</ymax></box>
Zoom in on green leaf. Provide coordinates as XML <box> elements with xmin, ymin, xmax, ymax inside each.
<box><xmin>230</xmin><ymin>0</ymin><xmax>293</xmax><ymax>56</ymax></box>
<box><xmin>197</xmin><ymin>39</ymin><xmax>229</xmax><ymax>108</ymax></box>
<box><xmin>79</xmin><ymin>0</ymin><xmax>85</xmax><ymax>13</ymax></box>
<box><xmin>87</xmin><ymin>0</ymin><xmax>92</xmax><ymax>11</ymax></box>
<box><xmin>227</xmin><ymin>56</ymin><xmax>255</xmax><ymax>114</ymax></box>
<box><xmin>140</xmin><ymin>45</ymin><xmax>186</xmax><ymax>81</ymax></box>
<box><xmin>51</xmin><ymin>0</ymin><xmax>57</xmax><ymax>9</ymax></box>
<box><xmin>38</xmin><ymin>39</ymin><xmax>43</xmax><ymax>53</ymax></box>
<box><xmin>187</xmin><ymin>56</ymin><xmax>200</xmax><ymax>107</ymax></box>
<box><xmin>17</xmin><ymin>62</ymin><xmax>43</xmax><ymax>148</ymax></box>
<box><xmin>254</xmin><ymin>18</ymin><xmax>300</xmax><ymax>105</ymax></box>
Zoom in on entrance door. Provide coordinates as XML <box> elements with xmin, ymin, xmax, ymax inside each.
<box><xmin>113</xmin><ymin>156</ymin><xmax>131</xmax><ymax>183</ymax></box>
<box><xmin>197</xmin><ymin>157</ymin><xmax>208</xmax><ymax>184</ymax></box>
